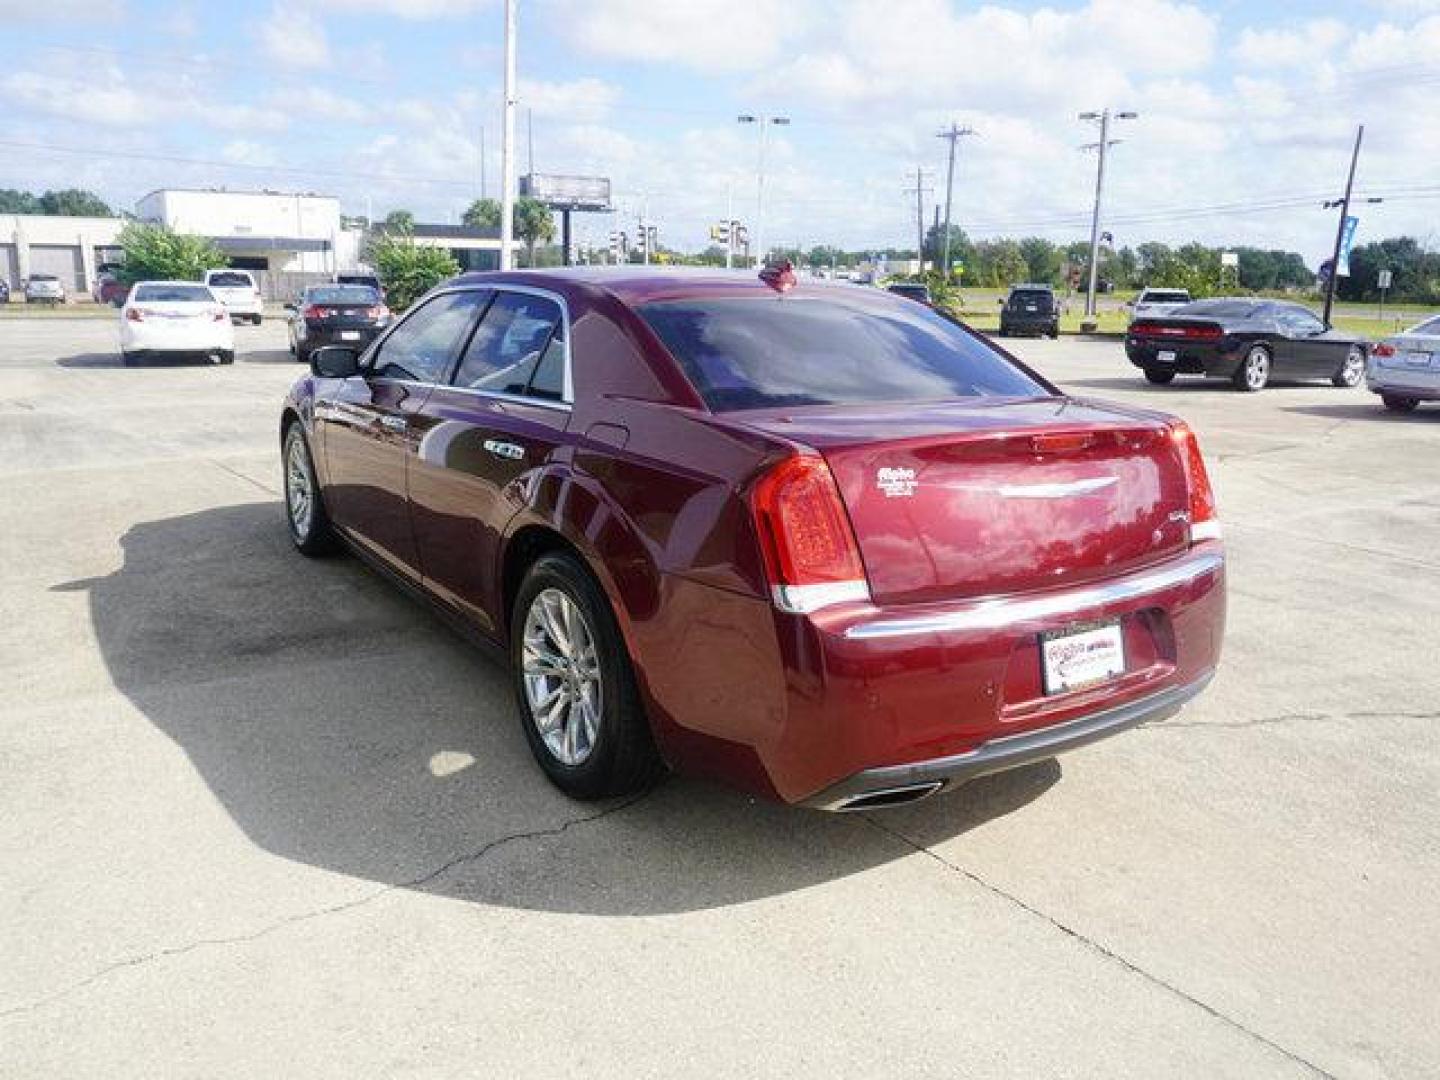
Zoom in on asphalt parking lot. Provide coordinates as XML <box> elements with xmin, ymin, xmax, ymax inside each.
<box><xmin>2</xmin><ymin>317</ymin><xmax>1437</xmax><ymax>1079</ymax></box>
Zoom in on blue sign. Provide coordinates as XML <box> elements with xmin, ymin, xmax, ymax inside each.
<box><xmin>1336</xmin><ymin>215</ymin><xmax>1359</xmax><ymax>277</ymax></box>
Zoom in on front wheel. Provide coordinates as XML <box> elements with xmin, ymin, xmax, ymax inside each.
<box><xmin>512</xmin><ymin>553</ymin><xmax>663</xmax><ymax>800</ymax></box>
<box><xmin>1382</xmin><ymin>394</ymin><xmax>1418</xmax><ymax>413</ymax></box>
<box><xmin>1332</xmin><ymin>346</ymin><xmax>1365</xmax><ymax>388</ymax></box>
<box><xmin>283</xmin><ymin>424</ymin><xmax>338</xmax><ymax>555</ymax></box>
<box><xmin>1234</xmin><ymin>345</ymin><xmax>1270</xmax><ymax>391</ymax></box>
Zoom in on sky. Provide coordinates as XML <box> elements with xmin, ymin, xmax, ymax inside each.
<box><xmin>2</xmin><ymin>0</ymin><xmax>1438</xmax><ymax>263</ymax></box>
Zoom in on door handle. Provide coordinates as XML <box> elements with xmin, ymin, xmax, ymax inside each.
<box><xmin>484</xmin><ymin>439</ymin><xmax>525</xmax><ymax>461</ymax></box>
<box><xmin>379</xmin><ymin>415</ymin><xmax>408</xmax><ymax>432</ymax></box>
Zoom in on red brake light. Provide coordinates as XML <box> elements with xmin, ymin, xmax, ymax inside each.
<box><xmin>126</xmin><ymin>307</ymin><xmax>144</xmax><ymax>322</ymax></box>
<box><xmin>750</xmin><ymin>455</ymin><xmax>868</xmax><ymax>613</ymax></box>
<box><xmin>1133</xmin><ymin>322</ymin><xmax>1222</xmax><ymax>341</ymax></box>
<box><xmin>1371</xmin><ymin>342</ymin><xmax>1395</xmax><ymax>357</ymax></box>
<box><xmin>303</xmin><ymin>304</ymin><xmax>326</xmax><ymax>320</ymax></box>
<box><xmin>1172</xmin><ymin>422</ymin><xmax>1220</xmax><ymax>543</ymax></box>
<box><xmin>212</xmin><ymin>307</ymin><xmax>226</xmax><ymax>322</ymax></box>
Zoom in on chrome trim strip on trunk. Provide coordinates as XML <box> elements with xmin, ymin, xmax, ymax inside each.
<box><xmin>843</xmin><ymin>551</ymin><xmax>1223</xmax><ymax>640</ymax></box>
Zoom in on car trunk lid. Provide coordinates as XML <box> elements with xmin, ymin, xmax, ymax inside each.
<box><xmin>738</xmin><ymin>399</ymin><xmax>1193</xmax><ymax>605</ymax></box>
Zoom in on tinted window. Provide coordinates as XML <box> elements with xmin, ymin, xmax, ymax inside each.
<box><xmin>1008</xmin><ymin>289</ymin><xmax>1053</xmax><ymax>311</ymax></box>
<box><xmin>1141</xmin><ymin>290</ymin><xmax>1190</xmax><ymax>304</ymax></box>
<box><xmin>1409</xmin><ymin>316</ymin><xmax>1440</xmax><ymax>336</ymax></box>
<box><xmin>133</xmin><ymin>284</ymin><xmax>214</xmax><ymax>302</ymax></box>
<box><xmin>370</xmin><ymin>290</ymin><xmax>485</xmax><ymax>384</ymax></box>
<box><xmin>451</xmin><ymin>291</ymin><xmax>564</xmax><ymax>396</ymax></box>
<box><xmin>639</xmin><ymin>295</ymin><xmax>1047</xmax><ymax>412</ymax></box>
<box><xmin>1275</xmin><ymin>306</ymin><xmax>1325</xmax><ymax>335</ymax></box>
<box><xmin>308</xmin><ymin>286</ymin><xmax>379</xmax><ymax>305</ymax></box>
<box><xmin>207</xmin><ymin>272</ymin><xmax>253</xmax><ymax>287</ymax></box>
<box><xmin>1174</xmin><ymin>300</ymin><xmax>1264</xmax><ymax>319</ymax></box>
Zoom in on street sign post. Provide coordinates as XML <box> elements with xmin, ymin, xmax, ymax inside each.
<box><xmin>1378</xmin><ymin>268</ymin><xmax>1393</xmax><ymax>323</ymax></box>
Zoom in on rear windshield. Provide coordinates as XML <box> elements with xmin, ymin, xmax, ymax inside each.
<box><xmin>1173</xmin><ymin>300</ymin><xmax>1263</xmax><ymax>318</ymax></box>
<box><xmin>1406</xmin><ymin>316</ymin><xmax>1440</xmax><ymax>336</ymax></box>
<box><xmin>134</xmin><ymin>284</ymin><xmax>214</xmax><ymax>302</ymax></box>
<box><xmin>888</xmin><ymin>284</ymin><xmax>928</xmax><ymax>299</ymax></box>
<box><xmin>1141</xmin><ymin>290</ymin><xmax>1190</xmax><ymax>304</ymax></box>
<box><xmin>308</xmin><ymin>286</ymin><xmax>380</xmax><ymax>305</ymax></box>
<box><xmin>1007</xmin><ymin>289</ymin><xmax>1054</xmax><ymax>310</ymax></box>
<box><xmin>207</xmin><ymin>272</ymin><xmax>254</xmax><ymax>287</ymax></box>
<box><xmin>338</xmin><ymin>275</ymin><xmax>380</xmax><ymax>287</ymax></box>
<box><xmin>638</xmin><ymin>296</ymin><xmax>1048</xmax><ymax>412</ymax></box>
<box><xmin>30</xmin><ymin>274</ymin><xmax>58</xmax><ymax>282</ymax></box>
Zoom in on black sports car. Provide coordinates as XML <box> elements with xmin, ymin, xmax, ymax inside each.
<box><xmin>1126</xmin><ymin>298</ymin><xmax>1367</xmax><ymax>392</ymax></box>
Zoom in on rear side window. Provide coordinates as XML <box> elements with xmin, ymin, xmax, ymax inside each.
<box><xmin>451</xmin><ymin>291</ymin><xmax>565</xmax><ymax>398</ymax></box>
<box><xmin>207</xmin><ymin>272</ymin><xmax>253</xmax><ymax>288</ymax></box>
<box><xmin>638</xmin><ymin>296</ymin><xmax>1048</xmax><ymax>412</ymax></box>
<box><xmin>133</xmin><ymin>284</ymin><xmax>214</xmax><ymax>302</ymax></box>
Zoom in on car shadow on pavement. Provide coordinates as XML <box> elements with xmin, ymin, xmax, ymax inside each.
<box><xmin>1281</xmin><ymin>402</ymin><xmax>1440</xmax><ymax>422</ymax></box>
<box><xmin>241</xmin><ymin>348</ymin><xmax>301</xmax><ymax>365</ymax></box>
<box><xmin>58</xmin><ymin>501</ymin><xmax>1059</xmax><ymax>916</ymax></box>
<box><xmin>1063</xmin><ymin>376</ymin><xmax>1320</xmax><ymax>394</ymax></box>
<box><xmin>55</xmin><ymin>353</ymin><xmax>226</xmax><ymax>369</ymax></box>
<box><xmin>55</xmin><ymin>353</ymin><xmax>124</xmax><ymax>369</ymax></box>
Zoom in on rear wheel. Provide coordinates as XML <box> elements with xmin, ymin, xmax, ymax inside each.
<box><xmin>283</xmin><ymin>424</ymin><xmax>338</xmax><ymax>555</ymax></box>
<box><xmin>1144</xmin><ymin>367</ymin><xmax>1176</xmax><ymax>385</ymax></box>
<box><xmin>512</xmin><ymin>553</ymin><xmax>663</xmax><ymax>800</ymax></box>
<box><xmin>120</xmin><ymin>350</ymin><xmax>138</xmax><ymax>367</ymax></box>
<box><xmin>217</xmin><ymin>350</ymin><xmax>234</xmax><ymax>365</ymax></box>
<box><xmin>1382</xmin><ymin>394</ymin><xmax>1418</xmax><ymax>413</ymax></box>
<box><xmin>1233</xmin><ymin>344</ymin><xmax>1270</xmax><ymax>391</ymax></box>
<box><xmin>1332</xmin><ymin>346</ymin><xmax>1365</xmax><ymax>388</ymax></box>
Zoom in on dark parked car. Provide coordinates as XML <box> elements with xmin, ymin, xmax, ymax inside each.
<box><xmin>998</xmin><ymin>284</ymin><xmax>1060</xmax><ymax>338</ymax></box>
<box><xmin>0</xmin><ymin>279</ymin><xmax>9</xmax><ymax>304</ymax></box>
<box><xmin>1126</xmin><ymin>298</ymin><xmax>1367</xmax><ymax>391</ymax></box>
<box><xmin>886</xmin><ymin>282</ymin><xmax>931</xmax><ymax>304</ymax></box>
<box><xmin>285</xmin><ymin>284</ymin><xmax>391</xmax><ymax>362</ymax></box>
<box><xmin>279</xmin><ymin>268</ymin><xmax>1225</xmax><ymax>810</ymax></box>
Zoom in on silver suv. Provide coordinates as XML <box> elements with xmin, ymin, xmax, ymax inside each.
<box><xmin>24</xmin><ymin>274</ymin><xmax>66</xmax><ymax>304</ymax></box>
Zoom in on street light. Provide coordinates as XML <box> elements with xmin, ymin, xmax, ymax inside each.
<box><xmin>1078</xmin><ymin>108</ymin><xmax>1138</xmax><ymax>322</ymax></box>
<box><xmin>738</xmin><ymin>114</ymin><xmax>790</xmax><ymax>268</ymax></box>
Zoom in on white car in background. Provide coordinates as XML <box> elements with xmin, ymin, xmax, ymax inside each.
<box><xmin>24</xmin><ymin>274</ymin><xmax>67</xmax><ymax>304</ymax></box>
<box><xmin>119</xmin><ymin>281</ymin><xmax>235</xmax><ymax>366</ymax></box>
<box><xmin>1366</xmin><ymin>314</ymin><xmax>1440</xmax><ymax>413</ymax></box>
<box><xmin>1130</xmin><ymin>288</ymin><xmax>1192</xmax><ymax>323</ymax></box>
<box><xmin>204</xmin><ymin>268</ymin><xmax>264</xmax><ymax>324</ymax></box>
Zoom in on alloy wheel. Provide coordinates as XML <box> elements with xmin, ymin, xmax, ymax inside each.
<box><xmin>1340</xmin><ymin>348</ymin><xmax>1365</xmax><ymax>387</ymax></box>
<box><xmin>285</xmin><ymin>432</ymin><xmax>314</xmax><ymax>539</ymax></box>
<box><xmin>521</xmin><ymin>588</ymin><xmax>603</xmax><ymax>766</ymax></box>
<box><xmin>1245</xmin><ymin>347</ymin><xmax>1270</xmax><ymax>390</ymax></box>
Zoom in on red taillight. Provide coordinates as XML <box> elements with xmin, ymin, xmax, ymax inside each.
<box><xmin>1133</xmin><ymin>322</ymin><xmax>1222</xmax><ymax>341</ymax></box>
<box><xmin>126</xmin><ymin>307</ymin><xmax>144</xmax><ymax>322</ymax></box>
<box><xmin>366</xmin><ymin>305</ymin><xmax>389</xmax><ymax>320</ymax></box>
<box><xmin>1172</xmin><ymin>422</ymin><xmax>1220</xmax><ymax>543</ymax></box>
<box><xmin>303</xmin><ymin>304</ymin><xmax>330</xmax><ymax>320</ymax></box>
<box><xmin>1371</xmin><ymin>342</ymin><xmax>1395</xmax><ymax>357</ymax></box>
<box><xmin>750</xmin><ymin>455</ymin><xmax>868</xmax><ymax>613</ymax></box>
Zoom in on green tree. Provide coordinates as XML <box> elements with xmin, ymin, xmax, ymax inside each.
<box><xmin>0</xmin><ymin>189</ymin><xmax>42</xmax><ymax>214</ymax></box>
<box><xmin>116</xmin><ymin>223</ymin><xmax>228</xmax><ymax>285</ymax></box>
<box><xmin>922</xmin><ymin>223</ymin><xmax>973</xmax><ymax>277</ymax></box>
<box><xmin>39</xmin><ymin>189</ymin><xmax>112</xmax><ymax>217</ymax></box>
<box><xmin>365</xmin><ymin>228</ymin><xmax>460</xmax><ymax>311</ymax></box>
<box><xmin>1018</xmin><ymin>236</ymin><xmax>1062</xmax><ymax>285</ymax></box>
<box><xmin>513</xmin><ymin>197</ymin><xmax>555</xmax><ymax>267</ymax></box>
<box><xmin>462</xmin><ymin>198</ymin><xmax>501</xmax><ymax>228</ymax></box>
<box><xmin>383</xmin><ymin>209</ymin><xmax>415</xmax><ymax>230</ymax></box>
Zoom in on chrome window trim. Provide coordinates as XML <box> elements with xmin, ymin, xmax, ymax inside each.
<box><xmin>843</xmin><ymin>551</ymin><xmax>1224</xmax><ymax>640</ymax></box>
<box><xmin>360</xmin><ymin>282</ymin><xmax>576</xmax><ymax>406</ymax></box>
<box><xmin>384</xmin><ymin>378</ymin><xmax>572</xmax><ymax>414</ymax></box>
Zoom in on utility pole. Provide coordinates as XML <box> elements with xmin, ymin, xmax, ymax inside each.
<box><xmin>1322</xmin><ymin>124</ymin><xmax>1366</xmax><ymax>326</ymax></box>
<box><xmin>936</xmin><ymin>123</ymin><xmax>975</xmax><ymax>281</ymax></box>
<box><xmin>1079</xmin><ymin>109</ymin><xmax>1137</xmax><ymax>323</ymax></box>
<box><xmin>527</xmin><ymin>106</ymin><xmax>535</xmax><ymax>178</ymax></box>
<box><xmin>499</xmin><ymin>0</ymin><xmax>517</xmax><ymax>271</ymax></box>
<box><xmin>904</xmin><ymin>168</ymin><xmax>933</xmax><ymax>274</ymax></box>
<box><xmin>738</xmin><ymin>114</ymin><xmax>790</xmax><ymax>267</ymax></box>
<box><xmin>479</xmin><ymin>125</ymin><xmax>487</xmax><ymax>200</ymax></box>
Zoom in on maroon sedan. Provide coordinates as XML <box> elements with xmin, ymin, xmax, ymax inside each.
<box><xmin>279</xmin><ymin>267</ymin><xmax>1224</xmax><ymax>810</ymax></box>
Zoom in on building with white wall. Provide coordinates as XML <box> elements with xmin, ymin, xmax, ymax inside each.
<box><xmin>1</xmin><ymin>214</ymin><xmax>125</xmax><ymax>294</ymax></box>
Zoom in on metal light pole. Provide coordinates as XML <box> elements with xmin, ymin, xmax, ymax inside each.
<box><xmin>1079</xmin><ymin>108</ymin><xmax>1136</xmax><ymax>321</ymax></box>
<box><xmin>1322</xmin><ymin>125</ymin><xmax>1364</xmax><ymax>327</ymax></box>
<box><xmin>739</xmin><ymin>114</ymin><xmax>789</xmax><ymax>267</ymax></box>
<box><xmin>499</xmin><ymin>0</ymin><xmax>517</xmax><ymax>271</ymax></box>
<box><xmin>936</xmin><ymin>123</ymin><xmax>975</xmax><ymax>281</ymax></box>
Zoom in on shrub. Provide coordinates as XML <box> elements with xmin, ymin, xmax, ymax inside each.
<box><xmin>117</xmin><ymin>223</ymin><xmax>228</xmax><ymax>285</ymax></box>
<box><xmin>366</xmin><ymin>228</ymin><xmax>460</xmax><ymax>311</ymax></box>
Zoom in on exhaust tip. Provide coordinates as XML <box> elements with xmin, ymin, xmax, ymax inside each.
<box><xmin>833</xmin><ymin>781</ymin><xmax>944</xmax><ymax>812</ymax></box>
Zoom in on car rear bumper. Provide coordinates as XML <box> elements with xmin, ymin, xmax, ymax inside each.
<box><xmin>1367</xmin><ymin>363</ymin><xmax>1440</xmax><ymax>399</ymax></box>
<box><xmin>1001</xmin><ymin>315</ymin><xmax>1057</xmax><ymax>333</ymax></box>
<box><xmin>121</xmin><ymin>324</ymin><xmax>235</xmax><ymax>353</ymax></box>
<box><xmin>1126</xmin><ymin>339</ymin><xmax>1243</xmax><ymax>375</ymax></box>
<box><xmin>302</xmin><ymin>325</ymin><xmax>382</xmax><ymax>349</ymax></box>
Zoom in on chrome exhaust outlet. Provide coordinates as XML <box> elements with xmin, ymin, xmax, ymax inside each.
<box><xmin>832</xmin><ymin>781</ymin><xmax>945</xmax><ymax>812</ymax></box>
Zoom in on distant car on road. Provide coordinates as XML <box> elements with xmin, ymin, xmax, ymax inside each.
<box><xmin>204</xmin><ymin>268</ymin><xmax>264</xmax><ymax>325</ymax></box>
<box><xmin>1129</xmin><ymin>288</ymin><xmax>1192</xmax><ymax>322</ymax></box>
<box><xmin>998</xmin><ymin>284</ymin><xmax>1060</xmax><ymax>338</ymax></box>
<box><xmin>24</xmin><ymin>274</ymin><xmax>66</xmax><ymax>304</ymax></box>
<box><xmin>886</xmin><ymin>282</ymin><xmax>932</xmax><ymax>304</ymax></box>
<box><xmin>1126</xmin><ymin>298</ymin><xmax>1366</xmax><ymax>391</ymax></box>
<box><xmin>120</xmin><ymin>281</ymin><xmax>234</xmax><ymax>366</ymax></box>
<box><xmin>1366</xmin><ymin>314</ymin><xmax>1440</xmax><ymax>412</ymax></box>
<box><xmin>285</xmin><ymin>284</ymin><xmax>391</xmax><ymax>362</ymax></box>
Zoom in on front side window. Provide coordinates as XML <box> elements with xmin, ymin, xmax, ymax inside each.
<box><xmin>639</xmin><ymin>295</ymin><xmax>1048</xmax><ymax>412</ymax></box>
<box><xmin>369</xmin><ymin>290</ymin><xmax>485</xmax><ymax>384</ymax></box>
<box><xmin>450</xmin><ymin>291</ymin><xmax>565</xmax><ymax>398</ymax></box>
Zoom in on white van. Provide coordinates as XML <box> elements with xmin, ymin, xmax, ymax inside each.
<box><xmin>203</xmin><ymin>269</ymin><xmax>264</xmax><ymax>324</ymax></box>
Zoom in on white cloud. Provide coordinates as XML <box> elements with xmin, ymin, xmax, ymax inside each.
<box><xmin>0</xmin><ymin>0</ymin><xmax>121</xmax><ymax>20</ymax></box>
<box><xmin>257</xmin><ymin>5</ymin><xmax>331</xmax><ymax>69</ymax></box>
<box><xmin>219</xmin><ymin>139</ymin><xmax>280</xmax><ymax>167</ymax></box>
<box><xmin>309</xmin><ymin>0</ymin><xmax>489</xmax><ymax>14</ymax></box>
<box><xmin>519</xmin><ymin>78</ymin><xmax>619</xmax><ymax>122</ymax></box>
<box><xmin>1234</xmin><ymin>19</ymin><xmax>1347</xmax><ymax>69</ymax></box>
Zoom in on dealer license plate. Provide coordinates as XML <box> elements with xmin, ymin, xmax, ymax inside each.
<box><xmin>1403</xmin><ymin>351</ymin><xmax>1432</xmax><ymax>366</ymax></box>
<box><xmin>1156</xmin><ymin>349</ymin><xmax>1177</xmax><ymax>363</ymax></box>
<box><xmin>1041</xmin><ymin>620</ymin><xmax>1126</xmax><ymax>695</ymax></box>
<box><xmin>339</xmin><ymin>330</ymin><xmax>361</xmax><ymax>341</ymax></box>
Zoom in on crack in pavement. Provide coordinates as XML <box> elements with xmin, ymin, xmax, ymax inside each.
<box><xmin>209</xmin><ymin>458</ymin><xmax>280</xmax><ymax>497</ymax></box>
<box><xmin>1146</xmin><ymin>709</ymin><xmax>1440</xmax><ymax>731</ymax></box>
<box><xmin>0</xmin><ymin>789</ymin><xmax>652</xmax><ymax>1024</ymax></box>
<box><xmin>859</xmin><ymin>814</ymin><xmax>1339</xmax><ymax>1080</ymax></box>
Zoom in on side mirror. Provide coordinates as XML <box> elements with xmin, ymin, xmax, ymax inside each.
<box><xmin>310</xmin><ymin>345</ymin><xmax>361</xmax><ymax>379</ymax></box>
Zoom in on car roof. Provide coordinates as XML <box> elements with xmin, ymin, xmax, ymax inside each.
<box><xmin>132</xmin><ymin>279</ymin><xmax>214</xmax><ymax>286</ymax></box>
<box><xmin>448</xmin><ymin>266</ymin><xmax>896</xmax><ymax>306</ymax></box>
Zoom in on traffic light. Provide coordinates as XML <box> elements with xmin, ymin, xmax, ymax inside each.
<box><xmin>710</xmin><ymin>222</ymin><xmax>731</xmax><ymax>243</ymax></box>
<box><xmin>636</xmin><ymin>227</ymin><xmax>648</xmax><ymax>256</ymax></box>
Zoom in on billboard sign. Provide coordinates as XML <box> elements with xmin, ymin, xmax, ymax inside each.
<box><xmin>520</xmin><ymin>174</ymin><xmax>611</xmax><ymax>211</ymax></box>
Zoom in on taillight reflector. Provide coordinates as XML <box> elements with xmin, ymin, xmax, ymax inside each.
<box><xmin>1133</xmin><ymin>322</ymin><xmax>1222</xmax><ymax>341</ymax></box>
<box><xmin>1172</xmin><ymin>422</ymin><xmax>1221</xmax><ymax>543</ymax></box>
<box><xmin>1371</xmin><ymin>342</ymin><xmax>1395</xmax><ymax>357</ymax></box>
<box><xmin>751</xmin><ymin>455</ymin><xmax>869</xmax><ymax>614</ymax></box>
<box><xmin>125</xmin><ymin>307</ymin><xmax>144</xmax><ymax>322</ymax></box>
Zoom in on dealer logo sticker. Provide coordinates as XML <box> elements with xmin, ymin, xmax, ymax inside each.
<box><xmin>877</xmin><ymin>466</ymin><xmax>918</xmax><ymax>498</ymax></box>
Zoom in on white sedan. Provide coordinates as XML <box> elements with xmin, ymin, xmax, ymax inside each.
<box><xmin>119</xmin><ymin>281</ymin><xmax>235</xmax><ymax>366</ymax></box>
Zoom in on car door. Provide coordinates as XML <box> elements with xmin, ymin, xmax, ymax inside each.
<box><xmin>1274</xmin><ymin>305</ymin><xmax>1333</xmax><ymax>376</ymax></box>
<box><xmin>317</xmin><ymin>288</ymin><xmax>488</xmax><ymax>581</ymax></box>
<box><xmin>407</xmin><ymin>288</ymin><xmax>573</xmax><ymax>635</ymax></box>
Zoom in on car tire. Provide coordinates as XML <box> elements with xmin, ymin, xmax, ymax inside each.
<box><xmin>218</xmin><ymin>350</ymin><xmax>235</xmax><ymax>365</ymax></box>
<box><xmin>282</xmin><ymin>424</ymin><xmax>338</xmax><ymax>556</ymax></box>
<box><xmin>1332</xmin><ymin>346</ymin><xmax>1365</xmax><ymax>388</ymax></box>
<box><xmin>1048</xmin><ymin>326</ymin><xmax>1060</xmax><ymax>339</ymax></box>
<box><xmin>296</xmin><ymin>344</ymin><xmax>310</xmax><ymax>364</ymax></box>
<box><xmin>1233</xmin><ymin>344</ymin><xmax>1271</xmax><ymax>391</ymax></box>
<box><xmin>511</xmin><ymin>552</ymin><xmax>664</xmax><ymax>801</ymax></box>
<box><xmin>1144</xmin><ymin>367</ymin><xmax>1176</xmax><ymax>385</ymax></box>
<box><xmin>1382</xmin><ymin>394</ymin><xmax>1418</xmax><ymax>413</ymax></box>
<box><xmin>121</xmin><ymin>350</ymin><xmax>138</xmax><ymax>367</ymax></box>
